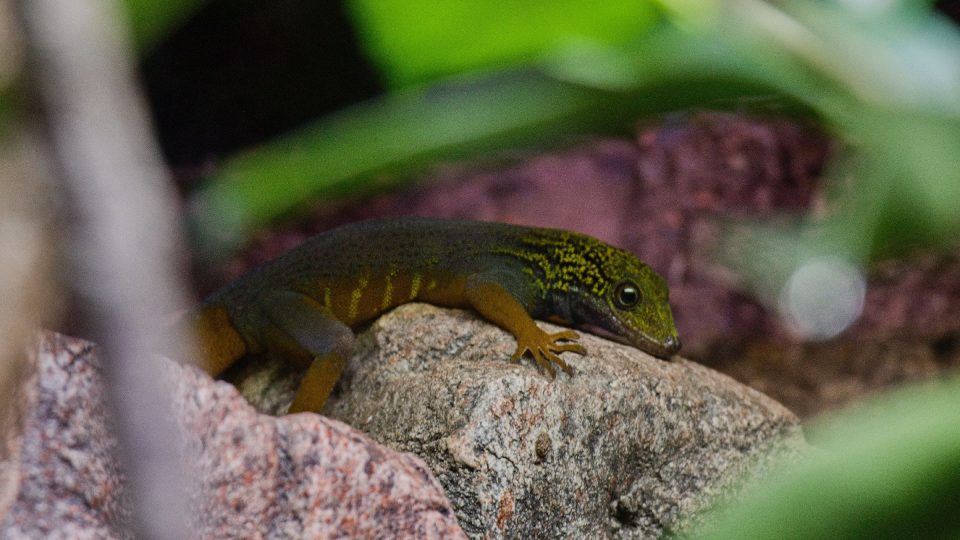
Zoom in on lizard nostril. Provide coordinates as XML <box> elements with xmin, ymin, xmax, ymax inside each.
<box><xmin>664</xmin><ymin>336</ymin><xmax>681</xmax><ymax>354</ymax></box>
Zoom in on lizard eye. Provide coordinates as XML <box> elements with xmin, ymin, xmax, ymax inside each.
<box><xmin>614</xmin><ymin>282</ymin><xmax>642</xmax><ymax>309</ymax></box>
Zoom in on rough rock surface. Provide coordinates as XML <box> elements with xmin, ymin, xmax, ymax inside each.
<box><xmin>1</xmin><ymin>333</ymin><xmax>132</xmax><ymax>539</ymax></box>
<box><xmin>236</xmin><ymin>304</ymin><xmax>807</xmax><ymax>539</ymax></box>
<box><xmin>0</xmin><ymin>331</ymin><xmax>465</xmax><ymax>539</ymax></box>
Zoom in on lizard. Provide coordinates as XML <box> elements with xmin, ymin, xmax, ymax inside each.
<box><xmin>185</xmin><ymin>217</ymin><xmax>681</xmax><ymax>413</ymax></box>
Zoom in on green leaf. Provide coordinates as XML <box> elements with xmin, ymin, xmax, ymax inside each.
<box><xmin>696</xmin><ymin>377</ymin><xmax>960</xmax><ymax>539</ymax></box>
<box><xmin>346</xmin><ymin>0</ymin><xmax>661</xmax><ymax>88</ymax></box>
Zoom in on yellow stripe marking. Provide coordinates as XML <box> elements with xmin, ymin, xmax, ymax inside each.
<box><xmin>323</xmin><ymin>287</ymin><xmax>331</xmax><ymax>308</ymax></box>
<box><xmin>409</xmin><ymin>273</ymin><xmax>421</xmax><ymax>300</ymax></box>
<box><xmin>348</xmin><ymin>274</ymin><xmax>369</xmax><ymax>321</ymax></box>
<box><xmin>382</xmin><ymin>273</ymin><xmax>394</xmax><ymax>310</ymax></box>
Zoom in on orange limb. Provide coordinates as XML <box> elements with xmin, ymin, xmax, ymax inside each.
<box><xmin>288</xmin><ymin>352</ymin><xmax>348</xmax><ymax>414</ymax></box>
<box><xmin>464</xmin><ymin>279</ymin><xmax>586</xmax><ymax>377</ymax></box>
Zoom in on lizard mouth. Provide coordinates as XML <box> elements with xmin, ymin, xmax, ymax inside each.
<box><xmin>577</xmin><ymin>323</ymin><xmax>680</xmax><ymax>359</ymax></box>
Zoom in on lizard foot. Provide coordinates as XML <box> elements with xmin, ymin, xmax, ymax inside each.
<box><xmin>510</xmin><ymin>329</ymin><xmax>587</xmax><ymax>378</ymax></box>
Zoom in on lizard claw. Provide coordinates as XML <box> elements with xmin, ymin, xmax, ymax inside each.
<box><xmin>509</xmin><ymin>328</ymin><xmax>586</xmax><ymax>378</ymax></box>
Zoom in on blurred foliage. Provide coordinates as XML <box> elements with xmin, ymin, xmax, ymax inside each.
<box><xmin>0</xmin><ymin>79</ymin><xmax>16</xmax><ymax>131</ymax></box>
<box><xmin>191</xmin><ymin>0</ymin><xmax>960</xmax><ymax>263</ymax></box>
<box><xmin>347</xmin><ymin>0</ymin><xmax>660</xmax><ymax>88</ymax></box>
<box><xmin>696</xmin><ymin>375</ymin><xmax>960</xmax><ymax>539</ymax></box>
<box><xmin>193</xmin><ymin>65</ymin><xmax>782</xmax><ymax>249</ymax></box>
<box><xmin>178</xmin><ymin>2</ymin><xmax>960</xmax><ymax>535</ymax></box>
<box><xmin>120</xmin><ymin>0</ymin><xmax>207</xmax><ymax>52</ymax></box>
<box><xmin>0</xmin><ymin>0</ymin><xmax>20</xmax><ymax>130</ymax></box>
<box><xmin>6</xmin><ymin>0</ymin><xmax>958</xmax><ymax>536</ymax></box>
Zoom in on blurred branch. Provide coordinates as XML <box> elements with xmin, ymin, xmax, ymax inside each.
<box><xmin>15</xmin><ymin>0</ymin><xmax>193</xmax><ymax>538</ymax></box>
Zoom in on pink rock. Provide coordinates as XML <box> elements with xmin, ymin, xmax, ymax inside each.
<box><xmin>1</xmin><ymin>331</ymin><xmax>465</xmax><ymax>539</ymax></box>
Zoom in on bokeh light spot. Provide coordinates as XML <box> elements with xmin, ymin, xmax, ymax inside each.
<box><xmin>779</xmin><ymin>257</ymin><xmax>866</xmax><ymax>340</ymax></box>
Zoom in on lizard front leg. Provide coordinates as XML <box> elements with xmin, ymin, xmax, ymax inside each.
<box><xmin>464</xmin><ymin>276</ymin><xmax>585</xmax><ymax>377</ymax></box>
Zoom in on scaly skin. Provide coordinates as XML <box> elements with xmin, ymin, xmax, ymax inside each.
<box><xmin>186</xmin><ymin>217</ymin><xmax>681</xmax><ymax>413</ymax></box>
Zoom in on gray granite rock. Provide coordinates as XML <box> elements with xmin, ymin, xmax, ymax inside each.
<box><xmin>0</xmin><ymin>331</ymin><xmax>465</xmax><ymax>539</ymax></box>
<box><xmin>4</xmin><ymin>310</ymin><xmax>804</xmax><ymax>538</ymax></box>
<box><xmin>236</xmin><ymin>304</ymin><xmax>807</xmax><ymax>538</ymax></box>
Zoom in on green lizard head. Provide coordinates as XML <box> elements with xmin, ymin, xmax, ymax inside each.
<box><xmin>567</xmin><ymin>245</ymin><xmax>681</xmax><ymax>359</ymax></box>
